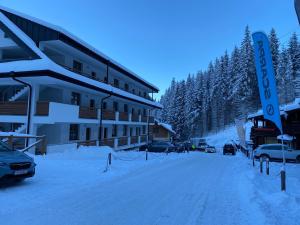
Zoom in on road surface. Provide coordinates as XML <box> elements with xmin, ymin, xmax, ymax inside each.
<box><xmin>0</xmin><ymin>153</ymin><xmax>264</xmax><ymax>225</ymax></box>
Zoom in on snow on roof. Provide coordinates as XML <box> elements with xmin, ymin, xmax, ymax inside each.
<box><xmin>0</xmin><ymin>11</ymin><xmax>162</xmax><ymax>109</ymax></box>
<box><xmin>155</xmin><ymin>120</ymin><xmax>175</xmax><ymax>134</ymax></box>
<box><xmin>0</xmin><ymin>5</ymin><xmax>159</xmax><ymax>92</ymax></box>
<box><xmin>247</xmin><ymin>98</ymin><xmax>300</xmax><ymax>119</ymax></box>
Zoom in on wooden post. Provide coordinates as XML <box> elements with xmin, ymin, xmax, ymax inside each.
<box><xmin>260</xmin><ymin>157</ymin><xmax>263</xmax><ymax>174</ymax></box>
<box><xmin>266</xmin><ymin>158</ymin><xmax>269</xmax><ymax>175</ymax></box>
<box><xmin>108</xmin><ymin>153</ymin><xmax>112</xmax><ymax>165</ymax></box>
<box><xmin>281</xmin><ymin>170</ymin><xmax>286</xmax><ymax>191</ymax></box>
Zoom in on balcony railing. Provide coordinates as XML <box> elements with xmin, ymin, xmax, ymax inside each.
<box><xmin>0</xmin><ymin>101</ymin><xmax>27</xmax><ymax>115</ymax></box>
<box><xmin>118</xmin><ymin>137</ymin><xmax>128</xmax><ymax>146</ymax></box>
<box><xmin>36</xmin><ymin>101</ymin><xmax>50</xmax><ymax>116</ymax></box>
<box><xmin>101</xmin><ymin>138</ymin><xmax>115</xmax><ymax>148</ymax></box>
<box><xmin>119</xmin><ymin>112</ymin><xmax>129</xmax><ymax>121</ymax></box>
<box><xmin>103</xmin><ymin>110</ymin><xmax>115</xmax><ymax>120</ymax></box>
<box><xmin>130</xmin><ymin>136</ymin><xmax>138</xmax><ymax>144</ymax></box>
<box><xmin>140</xmin><ymin>135</ymin><xmax>147</xmax><ymax>143</ymax></box>
<box><xmin>131</xmin><ymin>114</ymin><xmax>140</xmax><ymax>122</ymax></box>
<box><xmin>79</xmin><ymin>107</ymin><xmax>98</xmax><ymax>119</ymax></box>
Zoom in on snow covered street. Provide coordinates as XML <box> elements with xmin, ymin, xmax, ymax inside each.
<box><xmin>2</xmin><ymin>148</ymin><xmax>295</xmax><ymax>225</ymax></box>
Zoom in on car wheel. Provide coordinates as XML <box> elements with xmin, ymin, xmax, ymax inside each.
<box><xmin>296</xmin><ymin>156</ymin><xmax>300</xmax><ymax>164</ymax></box>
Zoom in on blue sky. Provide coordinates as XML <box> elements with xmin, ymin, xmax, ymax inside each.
<box><xmin>1</xmin><ymin>0</ymin><xmax>299</xmax><ymax>98</ymax></box>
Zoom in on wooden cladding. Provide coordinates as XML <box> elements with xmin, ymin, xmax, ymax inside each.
<box><xmin>102</xmin><ymin>138</ymin><xmax>115</xmax><ymax>147</ymax></box>
<box><xmin>118</xmin><ymin>137</ymin><xmax>128</xmax><ymax>146</ymax></box>
<box><xmin>140</xmin><ymin>135</ymin><xmax>147</xmax><ymax>143</ymax></box>
<box><xmin>0</xmin><ymin>101</ymin><xmax>27</xmax><ymax>115</ymax></box>
<box><xmin>131</xmin><ymin>136</ymin><xmax>138</xmax><ymax>144</ymax></box>
<box><xmin>103</xmin><ymin>110</ymin><xmax>115</xmax><ymax>120</ymax></box>
<box><xmin>119</xmin><ymin>112</ymin><xmax>129</xmax><ymax>121</ymax></box>
<box><xmin>79</xmin><ymin>107</ymin><xmax>97</xmax><ymax>119</ymax></box>
<box><xmin>36</xmin><ymin>101</ymin><xmax>50</xmax><ymax>116</ymax></box>
<box><xmin>131</xmin><ymin>114</ymin><xmax>140</xmax><ymax>122</ymax></box>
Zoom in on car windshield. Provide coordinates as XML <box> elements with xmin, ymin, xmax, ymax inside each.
<box><xmin>0</xmin><ymin>141</ymin><xmax>12</xmax><ymax>152</ymax></box>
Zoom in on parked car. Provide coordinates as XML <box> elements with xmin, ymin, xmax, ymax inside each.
<box><xmin>223</xmin><ymin>143</ymin><xmax>236</xmax><ymax>155</ymax></box>
<box><xmin>190</xmin><ymin>138</ymin><xmax>207</xmax><ymax>151</ymax></box>
<box><xmin>140</xmin><ymin>142</ymin><xmax>176</xmax><ymax>153</ymax></box>
<box><xmin>205</xmin><ymin>146</ymin><xmax>216</xmax><ymax>153</ymax></box>
<box><xmin>254</xmin><ymin>144</ymin><xmax>300</xmax><ymax>163</ymax></box>
<box><xmin>0</xmin><ymin>141</ymin><xmax>36</xmax><ymax>182</ymax></box>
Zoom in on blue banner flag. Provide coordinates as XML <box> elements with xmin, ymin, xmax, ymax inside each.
<box><xmin>252</xmin><ymin>32</ymin><xmax>283</xmax><ymax>133</ymax></box>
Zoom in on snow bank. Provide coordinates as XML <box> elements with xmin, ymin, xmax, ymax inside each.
<box><xmin>204</xmin><ymin>122</ymin><xmax>253</xmax><ymax>149</ymax></box>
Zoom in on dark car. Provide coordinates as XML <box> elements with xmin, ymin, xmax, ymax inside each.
<box><xmin>0</xmin><ymin>141</ymin><xmax>36</xmax><ymax>183</ymax></box>
<box><xmin>143</xmin><ymin>142</ymin><xmax>176</xmax><ymax>153</ymax></box>
<box><xmin>223</xmin><ymin>143</ymin><xmax>236</xmax><ymax>155</ymax></box>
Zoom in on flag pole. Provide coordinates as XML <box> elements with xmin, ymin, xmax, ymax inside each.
<box><xmin>280</xmin><ymin>133</ymin><xmax>286</xmax><ymax>191</ymax></box>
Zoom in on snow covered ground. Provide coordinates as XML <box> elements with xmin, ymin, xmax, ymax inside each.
<box><xmin>1</xmin><ymin>126</ymin><xmax>299</xmax><ymax>225</ymax></box>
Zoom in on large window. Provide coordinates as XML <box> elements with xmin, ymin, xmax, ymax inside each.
<box><xmin>71</xmin><ymin>92</ymin><xmax>81</xmax><ymax>105</ymax></box>
<box><xmin>123</xmin><ymin>125</ymin><xmax>128</xmax><ymax>136</ymax></box>
<box><xmin>112</xmin><ymin>125</ymin><xmax>118</xmax><ymax>137</ymax></box>
<box><xmin>124</xmin><ymin>104</ymin><xmax>128</xmax><ymax>113</ymax></box>
<box><xmin>73</xmin><ymin>60</ymin><xmax>83</xmax><ymax>73</ymax></box>
<box><xmin>113</xmin><ymin>102</ymin><xmax>119</xmax><ymax>112</ymax></box>
<box><xmin>69</xmin><ymin>124</ymin><xmax>79</xmax><ymax>141</ymax></box>
<box><xmin>124</xmin><ymin>83</ymin><xmax>129</xmax><ymax>91</ymax></box>
<box><xmin>0</xmin><ymin>21</ymin><xmax>39</xmax><ymax>63</ymax></box>
<box><xmin>114</xmin><ymin>79</ymin><xmax>119</xmax><ymax>88</ymax></box>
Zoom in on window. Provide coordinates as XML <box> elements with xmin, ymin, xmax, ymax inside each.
<box><xmin>104</xmin><ymin>76</ymin><xmax>108</xmax><ymax>83</ymax></box>
<box><xmin>138</xmin><ymin>109</ymin><xmax>141</xmax><ymax>115</ymax></box>
<box><xmin>132</xmin><ymin>89</ymin><xmax>135</xmax><ymax>94</ymax></box>
<box><xmin>124</xmin><ymin>83</ymin><xmax>129</xmax><ymax>91</ymax></box>
<box><xmin>144</xmin><ymin>92</ymin><xmax>147</xmax><ymax>98</ymax></box>
<box><xmin>73</xmin><ymin>60</ymin><xmax>82</xmax><ymax>73</ymax></box>
<box><xmin>69</xmin><ymin>124</ymin><xmax>79</xmax><ymax>141</ymax></box>
<box><xmin>123</xmin><ymin>125</ymin><xmax>128</xmax><ymax>136</ymax></box>
<box><xmin>90</xmin><ymin>99</ymin><xmax>95</xmax><ymax>109</ymax></box>
<box><xmin>103</xmin><ymin>101</ymin><xmax>107</xmax><ymax>110</ymax></box>
<box><xmin>113</xmin><ymin>102</ymin><xmax>119</xmax><ymax>112</ymax></box>
<box><xmin>139</xmin><ymin>91</ymin><xmax>141</xmax><ymax>96</ymax></box>
<box><xmin>112</xmin><ymin>125</ymin><xmax>118</xmax><ymax>137</ymax></box>
<box><xmin>104</xmin><ymin>128</ymin><xmax>108</xmax><ymax>139</ymax></box>
<box><xmin>136</xmin><ymin>127</ymin><xmax>140</xmax><ymax>136</ymax></box>
<box><xmin>124</xmin><ymin>104</ymin><xmax>128</xmax><ymax>113</ymax></box>
<box><xmin>71</xmin><ymin>92</ymin><xmax>81</xmax><ymax>105</ymax></box>
<box><xmin>91</xmin><ymin>72</ymin><xmax>96</xmax><ymax>79</ymax></box>
<box><xmin>143</xmin><ymin>126</ymin><xmax>146</xmax><ymax>134</ymax></box>
<box><xmin>0</xmin><ymin>21</ymin><xmax>39</xmax><ymax>62</ymax></box>
<box><xmin>143</xmin><ymin>109</ymin><xmax>147</xmax><ymax>116</ymax></box>
<box><xmin>131</xmin><ymin>108</ymin><xmax>135</xmax><ymax>114</ymax></box>
<box><xmin>114</xmin><ymin>79</ymin><xmax>119</xmax><ymax>88</ymax></box>
<box><xmin>130</xmin><ymin>128</ymin><xmax>133</xmax><ymax>136</ymax></box>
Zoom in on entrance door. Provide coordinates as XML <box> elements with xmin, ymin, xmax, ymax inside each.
<box><xmin>86</xmin><ymin>128</ymin><xmax>91</xmax><ymax>141</ymax></box>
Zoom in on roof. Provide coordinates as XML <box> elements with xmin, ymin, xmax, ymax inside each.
<box><xmin>0</xmin><ymin>10</ymin><xmax>162</xmax><ymax>109</ymax></box>
<box><xmin>247</xmin><ymin>98</ymin><xmax>300</xmax><ymax>120</ymax></box>
<box><xmin>0</xmin><ymin>5</ymin><xmax>159</xmax><ymax>92</ymax></box>
<box><xmin>155</xmin><ymin>120</ymin><xmax>175</xmax><ymax>134</ymax></box>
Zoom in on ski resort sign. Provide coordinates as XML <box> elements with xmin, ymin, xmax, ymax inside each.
<box><xmin>252</xmin><ymin>32</ymin><xmax>283</xmax><ymax>133</ymax></box>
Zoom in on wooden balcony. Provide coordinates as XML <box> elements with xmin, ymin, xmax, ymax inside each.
<box><xmin>103</xmin><ymin>110</ymin><xmax>115</xmax><ymax>120</ymax></box>
<box><xmin>101</xmin><ymin>138</ymin><xmax>115</xmax><ymax>147</ymax></box>
<box><xmin>130</xmin><ymin>136</ymin><xmax>138</xmax><ymax>144</ymax></box>
<box><xmin>140</xmin><ymin>135</ymin><xmax>147</xmax><ymax>143</ymax></box>
<box><xmin>0</xmin><ymin>101</ymin><xmax>27</xmax><ymax>115</ymax></box>
<box><xmin>79</xmin><ymin>107</ymin><xmax>98</xmax><ymax>119</ymax></box>
<box><xmin>149</xmin><ymin>116</ymin><xmax>155</xmax><ymax>123</ymax></box>
<box><xmin>118</xmin><ymin>137</ymin><xmax>128</xmax><ymax>146</ymax></box>
<box><xmin>131</xmin><ymin>114</ymin><xmax>140</xmax><ymax>122</ymax></box>
<box><xmin>36</xmin><ymin>101</ymin><xmax>50</xmax><ymax>116</ymax></box>
<box><xmin>119</xmin><ymin>112</ymin><xmax>129</xmax><ymax>121</ymax></box>
<box><xmin>141</xmin><ymin>116</ymin><xmax>147</xmax><ymax>122</ymax></box>
<box><xmin>284</xmin><ymin>122</ymin><xmax>300</xmax><ymax>135</ymax></box>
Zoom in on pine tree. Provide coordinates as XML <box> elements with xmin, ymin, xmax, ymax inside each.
<box><xmin>269</xmin><ymin>28</ymin><xmax>280</xmax><ymax>82</ymax></box>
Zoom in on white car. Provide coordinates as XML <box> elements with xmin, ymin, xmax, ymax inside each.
<box><xmin>205</xmin><ymin>146</ymin><xmax>216</xmax><ymax>153</ymax></box>
<box><xmin>254</xmin><ymin>144</ymin><xmax>300</xmax><ymax>163</ymax></box>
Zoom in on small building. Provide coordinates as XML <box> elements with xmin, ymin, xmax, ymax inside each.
<box><xmin>151</xmin><ymin>120</ymin><xmax>175</xmax><ymax>142</ymax></box>
<box><xmin>248</xmin><ymin>98</ymin><xmax>300</xmax><ymax>149</ymax></box>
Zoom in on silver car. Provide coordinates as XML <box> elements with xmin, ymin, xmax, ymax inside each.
<box><xmin>254</xmin><ymin>144</ymin><xmax>300</xmax><ymax>163</ymax></box>
<box><xmin>0</xmin><ymin>141</ymin><xmax>36</xmax><ymax>182</ymax></box>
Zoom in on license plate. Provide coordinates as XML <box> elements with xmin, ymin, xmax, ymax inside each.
<box><xmin>14</xmin><ymin>170</ymin><xmax>28</xmax><ymax>175</ymax></box>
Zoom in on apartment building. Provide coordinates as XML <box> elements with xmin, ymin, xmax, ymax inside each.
<box><xmin>0</xmin><ymin>6</ymin><xmax>162</xmax><ymax>151</ymax></box>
